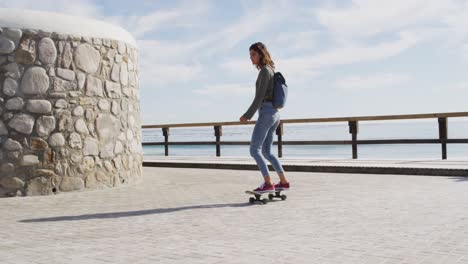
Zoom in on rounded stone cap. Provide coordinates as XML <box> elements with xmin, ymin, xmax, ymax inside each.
<box><xmin>0</xmin><ymin>8</ymin><xmax>136</xmax><ymax>47</ymax></box>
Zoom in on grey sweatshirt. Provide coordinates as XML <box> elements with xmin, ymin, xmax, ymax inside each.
<box><xmin>243</xmin><ymin>65</ymin><xmax>274</xmax><ymax>120</ymax></box>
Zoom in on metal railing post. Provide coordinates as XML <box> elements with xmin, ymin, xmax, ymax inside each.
<box><xmin>276</xmin><ymin>123</ymin><xmax>284</xmax><ymax>158</ymax></box>
<box><xmin>162</xmin><ymin>127</ymin><xmax>170</xmax><ymax>156</ymax></box>
<box><xmin>438</xmin><ymin>117</ymin><xmax>448</xmax><ymax>160</ymax></box>
<box><xmin>214</xmin><ymin>125</ymin><xmax>222</xmax><ymax>157</ymax></box>
<box><xmin>349</xmin><ymin>121</ymin><xmax>359</xmax><ymax>159</ymax></box>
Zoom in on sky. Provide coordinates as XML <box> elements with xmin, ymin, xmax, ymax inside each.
<box><xmin>1</xmin><ymin>0</ymin><xmax>468</xmax><ymax>125</ymax></box>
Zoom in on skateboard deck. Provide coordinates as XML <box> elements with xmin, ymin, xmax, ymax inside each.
<box><xmin>245</xmin><ymin>190</ymin><xmax>287</xmax><ymax>204</ymax></box>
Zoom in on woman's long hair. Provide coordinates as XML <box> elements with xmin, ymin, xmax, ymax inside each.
<box><xmin>249</xmin><ymin>42</ymin><xmax>275</xmax><ymax>70</ymax></box>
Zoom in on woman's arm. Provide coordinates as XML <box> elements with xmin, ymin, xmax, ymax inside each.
<box><xmin>242</xmin><ymin>68</ymin><xmax>270</xmax><ymax>120</ymax></box>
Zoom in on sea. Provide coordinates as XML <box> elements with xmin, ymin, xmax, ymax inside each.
<box><xmin>142</xmin><ymin>118</ymin><xmax>468</xmax><ymax>160</ymax></box>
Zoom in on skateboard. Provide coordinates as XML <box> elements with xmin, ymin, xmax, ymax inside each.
<box><xmin>245</xmin><ymin>190</ymin><xmax>287</xmax><ymax>204</ymax></box>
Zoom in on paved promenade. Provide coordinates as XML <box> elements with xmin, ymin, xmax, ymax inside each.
<box><xmin>1</xmin><ymin>167</ymin><xmax>468</xmax><ymax>264</ymax></box>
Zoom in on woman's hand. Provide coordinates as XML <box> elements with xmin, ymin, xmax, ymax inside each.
<box><xmin>239</xmin><ymin>115</ymin><xmax>249</xmax><ymax>123</ymax></box>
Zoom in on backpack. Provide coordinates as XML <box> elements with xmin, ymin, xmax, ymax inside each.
<box><xmin>272</xmin><ymin>72</ymin><xmax>288</xmax><ymax>109</ymax></box>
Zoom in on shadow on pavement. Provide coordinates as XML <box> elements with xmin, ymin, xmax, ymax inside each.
<box><xmin>19</xmin><ymin>202</ymin><xmax>253</xmax><ymax>223</ymax></box>
<box><xmin>449</xmin><ymin>177</ymin><xmax>468</xmax><ymax>182</ymax></box>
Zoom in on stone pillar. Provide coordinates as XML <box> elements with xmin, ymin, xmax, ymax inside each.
<box><xmin>0</xmin><ymin>22</ymin><xmax>142</xmax><ymax>197</ymax></box>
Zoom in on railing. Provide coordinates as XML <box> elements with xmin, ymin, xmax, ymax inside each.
<box><xmin>141</xmin><ymin>111</ymin><xmax>468</xmax><ymax>159</ymax></box>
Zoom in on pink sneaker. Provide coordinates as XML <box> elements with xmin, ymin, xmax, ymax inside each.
<box><xmin>253</xmin><ymin>183</ymin><xmax>275</xmax><ymax>193</ymax></box>
<box><xmin>274</xmin><ymin>182</ymin><xmax>290</xmax><ymax>191</ymax></box>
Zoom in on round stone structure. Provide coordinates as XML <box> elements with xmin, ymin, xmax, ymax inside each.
<box><xmin>0</xmin><ymin>8</ymin><xmax>142</xmax><ymax>197</ymax></box>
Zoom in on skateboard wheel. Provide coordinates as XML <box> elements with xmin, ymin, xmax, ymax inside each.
<box><xmin>249</xmin><ymin>197</ymin><xmax>255</xmax><ymax>204</ymax></box>
<box><xmin>262</xmin><ymin>198</ymin><xmax>268</xmax><ymax>204</ymax></box>
<box><xmin>268</xmin><ymin>194</ymin><xmax>274</xmax><ymax>200</ymax></box>
<box><xmin>281</xmin><ymin>194</ymin><xmax>287</xmax><ymax>200</ymax></box>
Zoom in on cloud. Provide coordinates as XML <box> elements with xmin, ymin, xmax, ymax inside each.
<box><xmin>220</xmin><ymin>59</ymin><xmax>255</xmax><ymax>76</ymax></box>
<box><xmin>193</xmin><ymin>83</ymin><xmax>252</xmax><ymax>97</ymax></box>
<box><xmin>283</xmin><ymin>31</ymin><xmax>420</xmax><ymax>69</ymax></box>
<box><xmin>315</xmin><ymin>0</ymin><xmax>468</xmax><ymax>58</ymax></box>
<box><xmin>451</xmin><ymin>82</ymin><xmax>468</xmax><ymax>91</ymax></box>
<box><xmin>316</xmin><ymin>0</ymin><xmax>458</xmax><ymax>37</ymax></box>
<box><xmin>139</xmin><ymin>62</ymin><xmax>204</xmax><ymax>86</ymax></box>
<box><xmin>212</xmin><ymin>6</ymin><xmax>278</xmax><ymax>52</ymax></box>
<box><xmin>274</xmin><ymin>30</ymin><xmax>321</xmax><ymax>51</ymax></box>
<box><xmin>134</xmin><ymin>0</ymin><xmax>292</xmax><ymax>87</ymax></box>
<box><xmin>137</xmin><ymin>39</ymin><xmax>205</xmax><ymax>62</ymax></box>
<box><xmin>222</xmin><ymin>31</ymin><xmax>419</xmax><ymax>79</ymax></box>
<box><xmin>123</xmin><ymin>1</ymin><xmax>212</xmax><ymax>38</ymax></box>
<box><xmin>275</xmin><ymin>58</ymin><xmax>322</xmax><ymax>83</ymax></box>
<box><xmin>137</xmin><ymin>38</ymin><xmax>210</xmax><ymax>86</ymax></box>
<box><xmin>335</xmin><ymin>73</ymin><xmax>410</xmax><ymax>91</ymax></box>
<box><xmin>463</xmin><ymin>44</ymin><xmax>468</xmax><ymax>61</ymax></box>
<box><xmin>196</xmin><ymin>0</ymin><xmax>292</xmax><ymax>57</ymax></box>
<box><xmin>0</xmin><ymin>0</ymin><xmax>102</xmax><ymax>18</ymax></box>
<box><xmin>443</xmin><ymin>1</ymin><xmax>468</xmax><ymax>42</ymax></box>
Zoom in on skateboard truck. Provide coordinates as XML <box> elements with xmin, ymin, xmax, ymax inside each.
<box><xmin>268</xmin><ymin>191</ymin><xmax>287</xmax><ymax>201</ymax></box>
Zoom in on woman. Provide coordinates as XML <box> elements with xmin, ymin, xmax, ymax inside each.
<box><xmin>239</xmin><ymin>42</ymin><xmax>290</xmax><ymax>193</ymax></box>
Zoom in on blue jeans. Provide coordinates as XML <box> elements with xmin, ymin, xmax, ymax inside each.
<box><xmin>249</xmin><ymin>102</ymin><xmax>284</xmax><ymax>177</ymax></box>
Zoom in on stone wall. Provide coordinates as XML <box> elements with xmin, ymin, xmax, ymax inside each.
<box><xmin>0</xmin><ymin>27</ymin><xmax>142</xmax><ymax>197</ymax></box>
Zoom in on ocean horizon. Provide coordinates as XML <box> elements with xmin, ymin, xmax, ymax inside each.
<box><xmin>142</xmin><ymin>119</ymin><xmax>468</xmax><ymax>159</ymax></box>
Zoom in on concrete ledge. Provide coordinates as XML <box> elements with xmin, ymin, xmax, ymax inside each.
<box><xmin>143</xmin><ymin>159</ymin><xmax>468</xmax><ymax>177</ymax></box>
